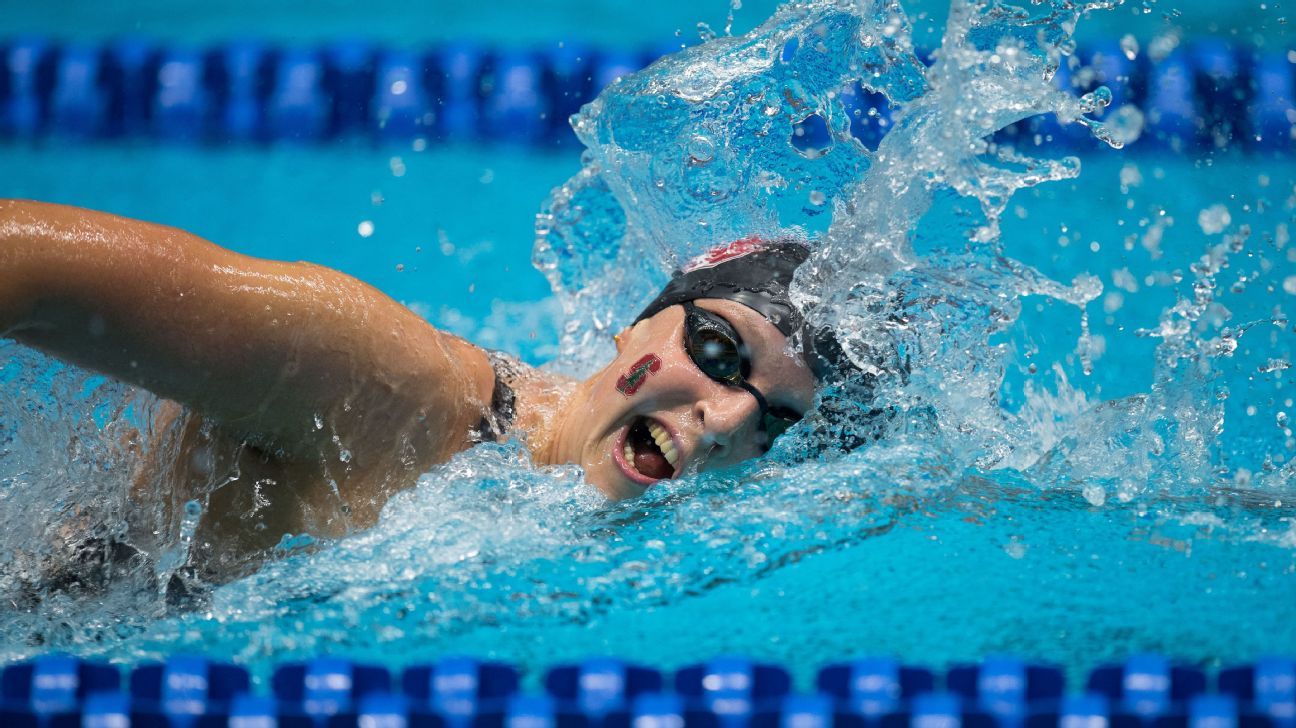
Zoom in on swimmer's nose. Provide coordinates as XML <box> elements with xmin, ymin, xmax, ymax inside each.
<box><xmin>694</xmin><ymin>387</ymin><xmax>761</xmax><ymax>456</ymax></box>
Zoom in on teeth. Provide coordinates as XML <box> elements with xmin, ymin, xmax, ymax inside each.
<box><xmin>646</xmin><ymin>421</ymin><xmax>680</xmax><ymax>468</ymax></box>
<box><xmin>624</xmin><ymin>443</ymin><xmax>635</xmax><ymax>463</ymax></box>
<box><xmin>662</xmin><ymin>442</ymin><xmax>679</xmax><ymax>467</ymax></box>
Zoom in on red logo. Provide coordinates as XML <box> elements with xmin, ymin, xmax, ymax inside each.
<box><xmin>681</xmin><ymin>236</ymin><xmax>768</xmax><ymax>273</ymax></box>
<box><xmin>616</xmin><ymin>354</ymin><xmax>662</xmax><ymax>396</ymax></box>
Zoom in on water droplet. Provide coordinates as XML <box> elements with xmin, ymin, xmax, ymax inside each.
<box><xmin>808</xmin><ymin>190</ymin><xmax>826</xmax><ymax>206</ymax></box>
<box><xmin>1083</xmin><ymin>484</ymin><xmax>1106</xmax><ymax>506</ymax></box>
<box><xmin>1120</xmin><ymin>34</ymin><xmax>1139</xmax><ymax>60</ymax></box>
<box><xmin>358</xmin><ymin>220</ymin><xmax>375</xmax><ymax>238</ymax></box>
<box><xmin>1197</xmin><ymin>204</ymin><xmax>1231</xmax><ymax>234</ymax></box>
<box><xmin>1103</xmin><ymin>105</ymin><xmax>1145</xmax><ymax>146</ymax></box>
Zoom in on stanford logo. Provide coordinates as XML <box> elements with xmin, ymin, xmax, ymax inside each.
<box><xmin>681</xmin><ymin>236</ymin><xmax>767</xmax><ymax>273</ymax></box>
<box><xmin>616</xmin><ymin>354</ymin><xmax>662</xmax><ymax>397</ymax></box>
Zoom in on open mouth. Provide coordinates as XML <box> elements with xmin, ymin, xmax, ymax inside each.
<box><xmin>618</xmin><ymin>417</ymin><xmax>680</xmax><ymax>483</ymax></box>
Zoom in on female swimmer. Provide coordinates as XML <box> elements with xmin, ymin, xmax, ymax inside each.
<box><xmin>1</xmin><ymin>200</ymin><xmax>830</xmax><ymax>584</ymax></box>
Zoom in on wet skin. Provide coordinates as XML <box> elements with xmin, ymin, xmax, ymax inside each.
<box><xmin>0</xmin><ymin>200</ymin><xmax>815</xmax><ymax>580</ymax></box>
<box><xmin>538</xmin><ymin>300</ymin><xmax>817</xmax><ymax>500</ymax></box>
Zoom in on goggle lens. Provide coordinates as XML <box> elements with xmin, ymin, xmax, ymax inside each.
<box><xmin>682</xmin><ymin>302</ymin><xmax>803</xmax><ymax>446</ymax></box>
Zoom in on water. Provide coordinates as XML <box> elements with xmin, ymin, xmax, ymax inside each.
<box><xmin>2</xmin><ymin>0</ymin><xmax>1296</xmax><ymax>684</ymax></box>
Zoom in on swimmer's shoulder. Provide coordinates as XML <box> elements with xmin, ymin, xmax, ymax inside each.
<box><xmin>2</xmin><ymin>199</ymin><xmax>498</xmax><ymax>466</ymax></box>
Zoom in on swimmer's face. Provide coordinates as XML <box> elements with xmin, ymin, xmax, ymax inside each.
<box><xmin>557</xmin><ymin>299</ymin><xmax>817</xmax><ymax>500</ymax></box>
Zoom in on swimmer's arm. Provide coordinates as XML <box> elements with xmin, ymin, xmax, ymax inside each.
<box><xmin>0</xmin><ymin>199</ymin><xmax>496</xmax><ymax>464</ymax></box>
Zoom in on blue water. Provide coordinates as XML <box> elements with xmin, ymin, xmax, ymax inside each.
<box><xmin>3</xmin><ymin>0</ymin><xmax>1287</xmax><ymax>48</ymax></box>
<box><xmin>2</xmin><ymin>0</ymin><xmax>1296</xmax><ymax>688</ymax></box>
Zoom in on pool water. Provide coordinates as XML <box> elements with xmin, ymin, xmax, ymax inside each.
<box><xmin>2</xmin><ymin>0</ymin><xmax>1296</xmax><ymax>688</ymax></box>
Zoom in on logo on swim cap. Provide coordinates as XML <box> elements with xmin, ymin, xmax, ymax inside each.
<box><xmin>681</xmin><ymin>236</ymin><xmax>769</xmax><ymax>273</ymax></box>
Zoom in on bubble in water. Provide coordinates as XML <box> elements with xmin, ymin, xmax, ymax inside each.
<box><xmin>1260</xmin><ymin>359</ymin><xmax>1292</xmax><ymax>373</ymax></box>
<box><xmin>358</xmin><ymin>220</ymin><xmax>375</xmax><ymax>238</ymax></box>
<box><xmin>687</xmin><ymin>135</ymin><xmax>716</xmax><ymax>164</ymax></box>
<box><xmin>809</xmin><ymin>190</ymin><xmax>826</xmax><ymax>206</ymax></box>
<box><xmin>1283</xmin><ymin>276</ymin><xmax>1296</xmax><ymax>295</ymax></box>
<box><xmin>1103</xmin><ymin>106</ymin><xmax>1145</xmax><ymax>147</ymax></box>
<box><xmin>1119</xmin><ymin>163</ymin><xmax>1143</xmax><ymax>192</ymax></box>
<box><xmin>1120</xmin><ymin>34</ymin><xmax>1140</xmax><ymax>60</ymax></box>
<box><xmin>1148</xmin><ymin>31</ymin><xmax>1181</xmax><ymax>62</ymax></box>
<box><xmin>1198</xmin><ymin>204</ymin><xmax>1231</xmax><ymax>234</ymax></box>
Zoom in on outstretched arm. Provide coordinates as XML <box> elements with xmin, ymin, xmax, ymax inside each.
<box><xmin>0</xmin><ymin>199</ymin><xmax>495</xmax><ymax>466</ymax></box>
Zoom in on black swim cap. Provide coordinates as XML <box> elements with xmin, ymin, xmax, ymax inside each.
<box><xmin>634</xmin><ymin>237</ymin><xmax>851</xmax><ymax>381</ymax></box>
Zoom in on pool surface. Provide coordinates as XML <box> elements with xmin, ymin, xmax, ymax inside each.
<box><xmin>1</xmin><ymin>0</ymin><xmax>1295</xmax><ymax>692</ymax></box>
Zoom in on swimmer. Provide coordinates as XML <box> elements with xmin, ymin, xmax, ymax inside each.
<box><xmin>0</xmin><ymin>200</ymin><xmax>846</xmax><ymax>586</ymax></box>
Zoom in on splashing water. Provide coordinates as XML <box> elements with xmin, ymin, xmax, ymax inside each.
<box><xmin>3</xmin><ymin>0</ymin><xmax>1296</xmax><ymax>674</ymax></box>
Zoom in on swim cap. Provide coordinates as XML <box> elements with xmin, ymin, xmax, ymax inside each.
<box><xmin>634</xmin><ymin>237</ymin><xmax>850</xmax><ymax>380</ymax></box>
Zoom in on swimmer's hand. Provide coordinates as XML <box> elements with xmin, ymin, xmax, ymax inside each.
<box><xmin>0</xmin><ymin>199</ymin><xmax>495</xmax><ymax>467</ymax></box>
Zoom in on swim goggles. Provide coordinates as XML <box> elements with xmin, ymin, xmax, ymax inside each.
<box><xmin>681</xmin><ymin>301</ymin><xmax>803</xmax><ymax>445</ymax></box>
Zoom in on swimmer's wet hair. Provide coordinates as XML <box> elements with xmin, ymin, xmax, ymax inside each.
<box><xmin>634</xmin><ymin>237</ymin><xmax>854</xmax><ymax>382</ymax></box>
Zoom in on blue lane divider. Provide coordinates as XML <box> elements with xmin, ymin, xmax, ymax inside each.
<box><xmin>402</xmin><ymin>655</ymin><xmax>521</xmax><ymax>727</ymax></box>
<box><xmin>2</xmin><ymin>37</ymin><xmax>1291</xmax><ymax>150</ymax></box>
<box><xmin>105</xmin><ymin>38</ymin><xmax>155</xmax><ymax>137</ymax></box>
<box><xmin>49</xmin><ymin>44</ymin><xmax>106</xmax><ymax>138</ymax></box>
<box><xmin>152</xmin><ymin>46</ymin><xmax>210</xmax><ymax>142</ymax></box>
<box><xmin>1086</xmin><ymin>654</ymin><xmax>1209</xmax><ymax>720</ymax></box>
<box><xmin>1025</xmin><ymin>693</ymin><xmax>1112</xmax><ymax>728</ymax></box>
<box><xmin>545</xmin><ymin>657</ymin><xmax>664</xmax><ymax>718</ymax></box>
<box><xmin>1144</xmin><ymin>51</ymin><xmax>1198</xmax><ymax>150</ymax></box>
<box><xmin>547</xmin><ymin>41</ymin><xmax>594</xmax><ymax>145</ymax></box>
<box><xmin>1219</xmin><ymin>657</ymin><xmax>1296</xmax><ymax>728</ymax></box>
<box><xmin>2</xmin><ymin>37</ymin><xmax>53</xmax><ymax>139</ymax></box>
<box><xmin>817</xmin><ymin>657</ymin><xmax>935</xmax><ymax>719</ymax></box>
<box><xmin>81</xmin><ymin>691</ymin><xmax>138</xmax><ymax>728</ymax></box>
<box><xmin>2</xmin><ymin>654</ymin><xmax>1296</xmax><ymax>726</ymax></box>
<box><xmin>947</xmin><ymin>657</ymin><xmax>1066</xmax><ymax>728</ymax></box>
<box><xmin>899</xmin><ymin>692</ymin><xmax>998</xmax><ymax>728</ymax></box>
<box><xmin>617</xmin><ymin>692</ymin><xmax>720</xmax><ymax>728</ymax></box>
<box><xmin>266</xmin><ymin>48</ymin><xmax>329</xmax><ymax>142</ymax></box>
<box><xmin>129</xmin><ymin>655</ymin><xmax>250</xmax><ymax>726</ymax></box>
<box><xmin>374</xmin><ymin>49</ymin><xmax>431</xmax><ymax>141</ymax></box>
<box><xmin>675</xmin><ymin>656</ymin><xmax>793</xmax><ymax>728</ymax></box>
<box><xmin>272</xmin><ymin>656</ymin><xmax>391</xmax><ymax>723</ymax></box>
<box><xmin>1</xmin><ymin>654</ymin><xmax>120</xmax><ymax>721</ymax></box>
<box><xmin>437</xmin><ymin>42</ymin><xmax>486</xmax><ymax>142</ymax></box>
<box><xmin>752</xmin><ymin>693</ymin><xmax>856</xmax><ymax>728</ymax></box>
<box><xmin>326</xmin><ymin>40</ymin><xmax>375</xmax><ymax>137</ymax></box>
<box><xmin>213</xmin><ymin>41</ymin><xmax>269</xmax><ymax>142</ymax></box>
